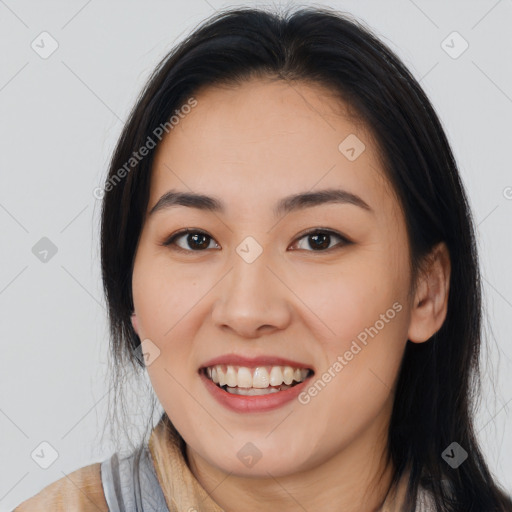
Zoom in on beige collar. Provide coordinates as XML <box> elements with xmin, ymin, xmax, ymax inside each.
<box><xmin>148</xmin><ymin>416</ymin><xmax>224</xmax><ymax>512</ymax></box>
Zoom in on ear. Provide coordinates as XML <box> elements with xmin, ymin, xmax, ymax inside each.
<box><xmin>408</xmin><ymin>242</ymin><xmax>451</xmax><ymax>343</ymax></box>
<box><xmin>131</xmin><ymin>313</ymin><xmax>138</xmax><ymax>335</ymax></box>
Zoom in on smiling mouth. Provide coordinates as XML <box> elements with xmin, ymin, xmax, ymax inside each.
<box><xmin>202</xmin><ymin>364</ymin><xmax>313</xmax><ymax>396</ymax></box>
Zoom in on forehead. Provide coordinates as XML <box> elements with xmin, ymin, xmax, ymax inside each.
<box><xmin>149</xmin><ymin>78</ymin><xmax>394</xmax><ymax>218</ymax></box>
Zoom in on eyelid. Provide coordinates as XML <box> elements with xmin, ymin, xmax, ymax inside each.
<box><xmin>161</xmin><ymin>227</ymin><xmax>351</xmax><ymax>253</ymax></box>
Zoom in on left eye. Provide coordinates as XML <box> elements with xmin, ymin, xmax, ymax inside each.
<box><xmin>163</xmin><ymin>229</ymin><xmax>220</xmax><ymax>252</ymax></box>
<box><xmin>291</xmin><ymin>229</ymin><xmax>349</xmax><ymax>251</ymax></box>
<box><xmin>162</xmin><ymin>228</ymin><xmax>349</xmax><ymax>253</ymax></box>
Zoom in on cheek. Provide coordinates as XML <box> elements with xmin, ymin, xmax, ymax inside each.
<box><xmin>292</xmin><ymin>249</ymin><xmax>410</xmax><ymax>412</ymax></box>
<box><xmin>131</xmin><ymin>251</ymin><xmax>201</xmax><ymax>339</ymax></box>
<box><xmin>295</xmin><ymin>279</ymin><xmax>408</xmax><ymax>458</ymax></box>
<box><xmin>294</xmin><ymin>255</ymin><xmax>405</xmax><ymax>348</ymax></box>
<box><xmin>131</xmin><ymin>250</ymin><xmax>207</xmax><ymax>407</ymax></box>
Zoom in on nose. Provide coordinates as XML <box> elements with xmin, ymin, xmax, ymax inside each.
<box><xmin>211</xmin><ymin>251</ymin><xmax>293</xmax><ymax>339</ymax></box>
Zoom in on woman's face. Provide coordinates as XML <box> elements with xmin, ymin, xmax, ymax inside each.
<box><xmin>131</xmin><ymin>78</ymin><xmax>415</xmax><ymax>477</ymax></box>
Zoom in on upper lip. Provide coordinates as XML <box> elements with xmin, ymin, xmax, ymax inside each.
<box><xmin>200</xmin><ymin>354</ymin><xmax>314</xmax><ymax>371</ymax></box>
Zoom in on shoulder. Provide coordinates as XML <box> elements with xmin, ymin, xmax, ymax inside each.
<box><xmin>13</xmin><ymin>462</ymin><xmax>109</xmax><ymax>512</ymax></box>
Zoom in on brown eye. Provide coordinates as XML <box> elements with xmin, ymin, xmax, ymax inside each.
<box><xmin>163</xmin><ymin>229</ymin><xmax>220</xmax><ymax>252</ymax></box>
<box><xmin>291</xmin><ymin>229</ymin><xmax>350</xmax><ymax>252</ymax></box>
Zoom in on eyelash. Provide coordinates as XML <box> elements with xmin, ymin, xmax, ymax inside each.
<box><xmin>161</xmin><ymin>228</ymin><xmax>351</xmax><ymax>254</ymax></box>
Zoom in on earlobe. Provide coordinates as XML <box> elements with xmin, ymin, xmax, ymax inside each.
<box><xmin>407</xmin><ymin>242</ymin><xmax>451</xmax><ymax>343</ymax></box>
<box><xmin>131</xmin><ymin>313</ymin><xmax>138</xmax><ymax>334</ymax></box>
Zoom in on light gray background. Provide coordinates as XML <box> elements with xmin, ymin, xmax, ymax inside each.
<box><xmin>1</xmin><ymin>0</ymin><xmax>511</xmax><ymax>509</ymax></box>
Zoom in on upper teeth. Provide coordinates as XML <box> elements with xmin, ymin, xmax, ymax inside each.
<box><xmin>206</xmin><ymin>365</ymin><xmax>309</xmax><ymax>388</ymax></box>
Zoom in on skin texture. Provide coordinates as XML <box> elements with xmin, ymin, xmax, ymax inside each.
<box><xmin>130</xmin><ymin>78</ymin><xmax>451</xmax><ymax>512</ymax></box>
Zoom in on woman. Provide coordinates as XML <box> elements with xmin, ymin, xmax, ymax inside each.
<box><xmin>15</xmin><ymin>5</ymin><xmax>512</xmax><ymax>511</ymax></box>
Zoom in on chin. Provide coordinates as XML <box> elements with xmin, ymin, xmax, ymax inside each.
<box><xmin>199</xmin><ymin>438</ymin><xmax>316</xmax><ymax>478</ymax></box>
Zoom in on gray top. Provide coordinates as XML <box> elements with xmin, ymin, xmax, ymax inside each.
<box><xmin>100</xmin><ymin>444</ymin><xmax>169</xmax><ymax>512</ymax></box>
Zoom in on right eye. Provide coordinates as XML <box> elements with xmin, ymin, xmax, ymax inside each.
<box><xmin>161</xmin><ymin>229</ymin><xmax>221</xmax><ymax>253</ymax></box>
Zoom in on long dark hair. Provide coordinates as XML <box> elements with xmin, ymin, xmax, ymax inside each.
<box><xmin>99</xmin><ymin>5</ymin><xmax>512</xmax><ymax>511</ymax></box>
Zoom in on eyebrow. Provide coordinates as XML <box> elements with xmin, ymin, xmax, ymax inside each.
<box><xmin>148</xmin><ymin>188</ymin><xmax>373</xmax><ymax>217</ymax></box>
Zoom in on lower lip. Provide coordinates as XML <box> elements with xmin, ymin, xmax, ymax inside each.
<box><xmin>199</xmin><ymin>370</ymin><xmax>313</xmax><ymax>413</ymax></box>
